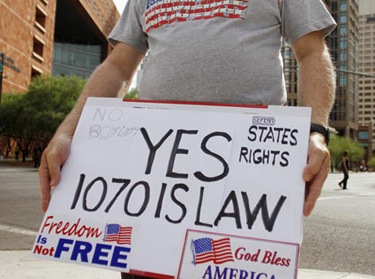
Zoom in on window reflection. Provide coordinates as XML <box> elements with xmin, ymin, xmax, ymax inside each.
<box><xmin>52</xmin><ymin>42</ymin><xmax>101</xmax><ymax>78</ymax></box>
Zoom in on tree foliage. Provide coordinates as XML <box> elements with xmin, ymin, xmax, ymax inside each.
<box><xmin>124</xmin><ymin>88</ymin><xmax>139</xmax><ymax>100</ymax></box>
<box><xmin>0</xmin><ymin>75</ymin><xmax>85</xmax><ymax>160</ymax></box>
<box><xmin>328</xmin><ymin>135</ymin><xmax>365</xmax><ymax>169</ymax></box>
<box><xmin>367</xmin><ymin>157</ymin><xmax>375</xmax><ymax>169</ymax></box>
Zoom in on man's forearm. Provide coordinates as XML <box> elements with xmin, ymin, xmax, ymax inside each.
<box><xmin>297</xmin><ymin>44</ymin><xmax>336</xmax><ymax>126</ymax></box>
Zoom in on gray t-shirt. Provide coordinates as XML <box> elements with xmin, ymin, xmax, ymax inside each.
<box><xmin>108</xmin><ymin>0</ymin><xmax>336</xmax><ymax>105</ymax></box>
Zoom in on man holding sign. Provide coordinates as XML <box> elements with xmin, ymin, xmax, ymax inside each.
<box><xmin>39</xmin><ymin>0</ymin><xmax>336</xmax><ymax>278</ymax></box>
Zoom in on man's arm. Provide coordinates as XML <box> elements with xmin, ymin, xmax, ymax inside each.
<box><xmin>292</xmin><ymin>31</ymin><xmax>336</xmax><ymax>217</ymax></box>
<box><xmin>39</xmin><ymin>43</ymin><xmax>145</xmax><ymax>213</ymax></box>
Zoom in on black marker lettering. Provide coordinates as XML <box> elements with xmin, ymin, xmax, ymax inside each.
<box><xmin>141</xmin><ymin>128</ymin><xmax>174</xmax><ymax>175</ymax></box>
<box><xmin>242</xmin><ymin>192</ymin><xmax>286</xmax><ymax>232</ymax></box>
<box><xmin>248</xmin><ymin>126</ymin><xmax>257</xmax><ymax>142</ymax></box>
<box><xmin>124</xmin><ymin>181</ymin><xmax>150</xmax><ymax>217</ymax></box>
<box><xmin>280</xmin><ymin>152</ymin><xmax>289</xmax><ymax>167</ymax></box>
<box><xmin>281</xmin><ymin>128</ymin><xmax>291</xmax><ymax>145</ymax></box>
<box><xmin>154</xmin><ymin>183</ymin><xmax>168</xmax><ymax>218</ymax></box>
<box><xmin>194</xmin><ymin>132</ymin><xmax>232</xmax><ymax>182</ymax></box>
<box><xmin>83</xmin><ymin>177</ymin><xmax>107</xmax><ymax>212</ymax></box>
<box><xmin>195</xmin><ymin>187</ymin><xmax>213</xmax><ymax>228</ymax></box>
<box><xmin>290</xmin><ymin>129</ymin><xmax>298</xmax><ymax>146</ymax></box>
<box><xmin>104</xmin><ymin>178</ymin><xmax>131</xmax><ymax>213</ymax></box>
<box><xmin>214</xmin><ymin>190</ymin><xmax>242</xmax><ymax>229</ymax></box>
<box><xmin>239</xmin><ymin>147</ymin><xmax>248</xmax><ymax>163</ymax></box>
<box><xmin>166</xmin><ymin>129</ymin><xmax>198</xmax><ymax>179</ymax></box>
<box><xmin>165</xmin><ymin>183</ymin><xmax>189</xmax><ymax>224</ymax></box>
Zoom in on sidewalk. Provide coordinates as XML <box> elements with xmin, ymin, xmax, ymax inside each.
<box><xmin>0</xmin><ymin>157</ymin><xmax>35</xmax><ymax>168</ymax></box>
<box><xmin>0</xmin><ymin>250</ymin><xmax>374</xmax><ymax>279</ymax></box>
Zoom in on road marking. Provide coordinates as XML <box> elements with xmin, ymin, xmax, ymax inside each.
<box><xmin>0</xmin><ymin>224</ymin><xmax>38</xmax><ymax>237</ymax></box>
<box><xmin>318</xmin><ymin>196</ymin><xmax>353</xmax><ymax>201</ymax></box>
<box><xmin>319</xmin><ymin>192</ymin><xmax>375</xmax><ymax>201</ymax></box>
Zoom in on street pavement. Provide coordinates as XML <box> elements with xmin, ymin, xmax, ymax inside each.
<box><xmin>1</xmin><ymin>250</ymin><xmax>374</xmax><ymax>279</ymax></box>
<box><xmin>0</xmin><ymin>162</ymin><xmax>374</xmax><ymax>278</ymax></box>
<box><xmin>299</xmin><ymin>172</ymin><xmax>375</xmax><ymax>276</ymax></box>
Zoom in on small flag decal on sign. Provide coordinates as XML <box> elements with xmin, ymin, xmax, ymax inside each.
<box><xmin>104</xmin><ymin>224</ymin><xmax>132</xmax><ymax>245</ymax></box>
<box><xmin>191</xmin><ymin>237</ymin><xmax>234</xmax><ymax>265</ymax></box>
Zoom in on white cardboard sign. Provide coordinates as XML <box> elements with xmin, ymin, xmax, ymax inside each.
<box><xmin>32</xmin><ymin>98</ymin><xmax>311</xmax><ymax>279</ymax></box>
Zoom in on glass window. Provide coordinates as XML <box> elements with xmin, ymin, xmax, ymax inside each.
<box><xmin>33</xmin><ymin>36</ymin><xmax>44</xmax><ymax>58</ymax></box>
<box><xmin>52</xmin><ymin>42</ymin><xmax>101</xmax><ymax>79</ymax></box>
<box><xmin>339</xmin><ymin>75</ymin><xmax>347</xmax><ymax>86</ymax></box>
<box><xmin>340</xmin><ymin>14</ymin><xmax>347</xmax><ymax>24</ymax></box>
<box><xmin>339</xmin><ymin>51</ymin><xmax>347</xmax><ymax>61</ymax></box>
<box><xmin>35</xmin><ymin>6</ymin><xmax>47</xmax><ymax>30</ymax></box>
<box><xmin>339</xmin><ymin>2</ymin><xmax>347</xmax><ymax>12</ymax></box>
<box><xmin>340</xmin><ymin>26</ymin><xmax>347</xmax><ymax>35</ymax></box>
<box><xmin>340</xmin><ymin>38</ymin><xmax>347</xmax><ymax>48</ymax></box>
<box><xmin>358</xmin><ymin>131</ymin><xmax>369</xmax><ymax>140</ymax></box>
<box><xmin>339</xmin><ymin>64</ymin><xmax>347</xmax><ymax>71</ymax></box>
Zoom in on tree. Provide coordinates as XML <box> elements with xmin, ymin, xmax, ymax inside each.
<box><xmin>0</xmin><ymin>93</ymin><xmax>23</xmax><ymax>158</ymax></box>
<box><xmin>0</xmin><ymin>75</ymin><xmax>86</xmax><ymax>161</ymax></box>
<box><xmin>367</xmin><ymin>157</ymin><xmax>375</xmax><ymax>170</ymax></box>
<box><xmin>24</xmin><ymin>75</ymin><xmax>85</xmax><ymax>143</ymax></box>
<box><xmin>124</xmin><ymin>88</ymin><xmax>139</xmax><ymax>100</ymax></box>
<box><xmin>328</xmin><ymin>135</ymin><xmax>365</xmax><ymax>170</ymax></box>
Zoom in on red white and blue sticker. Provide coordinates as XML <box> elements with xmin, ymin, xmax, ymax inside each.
<box><xmin>145</xmin><ymin>0</ymin><xmax>248</xmax><ymax>33</ymax></box>
<box><xmin>178</xmin><ymin>230</ymin><xmax>300</xmax><ymax>279</ymax></box>
<box><xmin>32</xmin><ymin>215</ymin><xmax>134</xmax><ymax>272</ymax></box>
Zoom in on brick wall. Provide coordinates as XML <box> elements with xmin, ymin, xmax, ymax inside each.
<box><xmin>0</xmin><ymin>0</ymin><xmax>119</xmax><ymax>94</ymax></box>
<box><xmin>0</xmin><ymin>0</ymin><xmax>56</xmax><ymax>93</ymax></box>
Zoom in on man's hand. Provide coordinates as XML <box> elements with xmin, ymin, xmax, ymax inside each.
<box><xmin>39</xmin><ymin>135</ymin><xmax>72</xmax><ymax>213</ymax></box>
<box><xmin>302</xmin><ymin>133</ymin><xmax>330</xmax><ymax>217</ymax></box>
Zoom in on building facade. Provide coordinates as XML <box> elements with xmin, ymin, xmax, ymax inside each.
<box><xmin>283</xmin><ymin>0</ymin><xmax>360</xmax><ymax>139</ymax></box>
<box><xmin>326</xmin><ymin>0</ymin><xmax>359</xmax><ymax>139</ymax></box>
<box><xmin>0</xmin><ymin>0</ymin><xmax>119</xmax><ymax>93</ymax></box>
<box><xmin>0</xmin><ymin>0</ymin><xmax>56</xmax><ymax>92</ymax></box>
<box><xmin>358</xmin><ymin>0</ymin><xmax>375</xmax><ymax>158</ymax></box>
<box><xmin>281</xmin><ymin>42</ymin><xmax>298</xmax><ymax>108</ymax></box>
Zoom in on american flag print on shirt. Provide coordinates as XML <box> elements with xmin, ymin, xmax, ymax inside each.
<box><xmin>191</xmin><ymin>237</ymin><xmax>234</xmax><ymax>265</ymax></box>
<box><xmin>145</xmin><ymin>0</ymin><xmax>248</xmax><ymax>33</ymax></box>
<box><xmin>104</xmin><ymin>224</ymin><xmax>132</xmax><ymax>245</ymax></box>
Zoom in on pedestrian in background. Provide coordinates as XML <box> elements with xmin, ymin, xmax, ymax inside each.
<box><xmin>15</xmin><ymin>143</ymin><xmax>20</xmax><ymax>161</ymax></box>
<box><xmin>339</xmin><ymin>150</ymin><xmax>350</xmax><ymax>190</ymax></box>
<box><xmin>33</xmin><ymin>144</ymin><xmax>42</xmax><ymax>168</ymax></box>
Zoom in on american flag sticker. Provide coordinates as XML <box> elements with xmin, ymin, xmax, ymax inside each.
<box><xmin>191</xmin><ymin>237</ymin><xmax>234</xmax><ymax>265</ymax></box>
<box><xmin>145</xmin><ymin>0</ymin><xmax>248</xmax><ymax>33</ymax></box>
<box><xmin>178</xmin><ymin>230</ymin><xmax>300</xmax><ymax>279</ymax></box>
<box><xmin>103</xmin><ymin>224</ymin><xmax>132</xmax><ymax>245</ymax></box>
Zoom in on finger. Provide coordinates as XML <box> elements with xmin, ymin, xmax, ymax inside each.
<box><xmin>47</xmin><ymin>151</ymin><xmax>62</xmax><ymax>187</ymax></box>
<box><xmin>303</xmin><ymin>154</ymin><xmax>323</xmax><ymax>182</ymax></box>
<box><xmin>39</xmin><ymin>154</ymin><xmax>51</xmax><ymax>213</ymax></box>
<box><xmin>39</xmin><ymin>149</ymin><xmax>63</xmax><ymax>213</ymax></box>
<box><xmin>304</xmin><ymin>157</ymin><xmax>329</xmax><ymax>217</ymax></box>
<box><xmin>303</xmin><ymin>144</ymin><xmax>328</xmax><ymax>182</ymax></box>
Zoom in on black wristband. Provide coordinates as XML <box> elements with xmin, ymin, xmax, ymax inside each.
<box><xmin>310</xmin><ymin>123</ymin><xmax>330</xmax><ymax>145</ymax></box>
